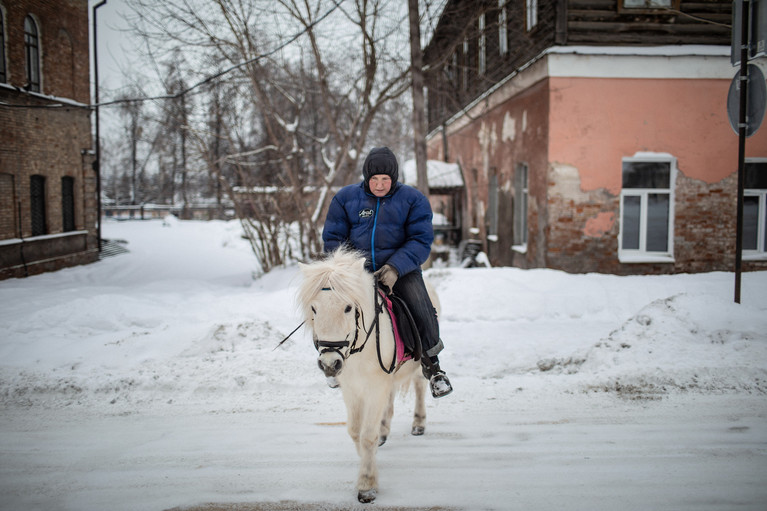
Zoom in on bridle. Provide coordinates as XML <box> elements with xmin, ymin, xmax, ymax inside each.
<box><xmin>313</xmin><ymin>283</ymin><xmax>397</xmax><ymax>374</ymax></box>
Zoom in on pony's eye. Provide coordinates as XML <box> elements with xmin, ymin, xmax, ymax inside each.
<box><xmin>311</xmin><ymin>306</ymin><xmax>317</xmax><ymax>315</ymax></box>
<box><xmin>344</xmin><ymin>305</ymin><xmax>352</xmax><ymax>313</ymax></box>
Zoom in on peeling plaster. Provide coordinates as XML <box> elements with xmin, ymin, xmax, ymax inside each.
<box><xmin>583</xmin><ymin>212</ymin><xmax>615</xmax><ymax>238</ymax></box>
<box><xmin>502</xmin><ymin>112</ymin><xmax>515</xmax><ymax>142</ymax></box>
<box><xmin>549</xmin><ymin>163</ymin><xmax>593</xmax><ymax>200</ymax></box>
<box><xmin>478</xmin><ymin>121</ymin><xmax>498</xmax><ymax>176</ymax></box>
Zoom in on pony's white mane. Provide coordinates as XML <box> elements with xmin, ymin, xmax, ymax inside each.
<box><xmin>298</xmin><ymin>248</ymin><xmax>374</xmax><ymax>320</ymax></box>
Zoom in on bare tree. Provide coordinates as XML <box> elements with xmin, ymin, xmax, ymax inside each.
<box><xmin>122</xmin><ymin>0</ymin><xmax>414</xmax><ymax>271</ymax></box>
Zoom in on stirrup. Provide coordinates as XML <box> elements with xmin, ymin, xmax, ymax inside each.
<box><xmin>429</xmin><ymin>372</ymin><xmax>453</xmax><ymax>398</ymax></box>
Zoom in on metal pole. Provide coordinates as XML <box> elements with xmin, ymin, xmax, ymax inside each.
<box><xmin>734</xmin><ymin>0</ymin><xmax>749</xmax><ymax>304</ymax></box>
<box><xmin>93</xmin><ymin>0</ymin><xmax>107</xmax><ymax>253</ymax></box>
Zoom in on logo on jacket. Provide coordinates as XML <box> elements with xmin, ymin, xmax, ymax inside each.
<box><xmin>359</xmin><ymin>208</ymin><xmax>374</xmax><ymax>218</ymax></box>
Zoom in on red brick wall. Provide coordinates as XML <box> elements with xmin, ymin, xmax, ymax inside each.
<box><xmin>427</xmin><ymin>77</ymin><xmax>551</xmax><ymax>269</ymax></box>
<box><xmin>427</xmin><ymin>62</ymin><xmax>767</xmax><ymax>275</ymax></box>
<box><xmin>1</xmin><ymin>0</ymin><xmax>97</xmax><ymax>279</ymax></box>
<box><xmin>2</xmin><ymin>0</ymin><xmax>90</xmax><ymax>104</ymax></box>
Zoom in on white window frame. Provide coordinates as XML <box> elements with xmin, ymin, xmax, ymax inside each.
<box><xmin>498</xmin><ymin>0</ymin><xmax>508</xmax><ymax>56</ymax></box>
<box><xmin>462</xmin><ymin>39</ymin><xmax>469</xmax><ymax>91</ymax></box>
<box><xmin>618</xmin><ymin>154</ymin><xmax>676</xmax><ymax>263</ymax></box>
<box><xmin>0</xmin><ymin>5</ymin><xmax>7</xmax><ymax>83</ymax></box>
<box><xmin>743</xmin><ymin>158</ymin><xmax>767</xmax><ymax>261</ymax></box>
<box><xmin>526</xmin><ymin>0</ymin><xmax>538</xmax><ymax>31</ymax></box>
<box><xmin>622</xmin><ymin>0</ymin><xmax>675</xmax><ymax>9</ymax></box>
<box><xmin>512</xmin><ymin>163</ymin><xmax>528</xmax><ymax>253</ymax></box>
<box><xmin>478</xmin><ymin>14</ymin><xmax>486</xmax><ymax>76</ymax></box>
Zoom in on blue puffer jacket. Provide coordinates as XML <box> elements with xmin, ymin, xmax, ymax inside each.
<box><xmin>322</xmin><ymin>181</ymin><xmax>434</xmax><ymax>277</ymax></box>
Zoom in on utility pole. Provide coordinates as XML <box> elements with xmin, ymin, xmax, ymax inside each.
<box><xmin>408</xmin><ymin>0</ymin><xmax>429</xmax><ymax>196</ymax></box>
<box><xmin>734</xmin><ymin>0</ymin><xmax>748</xmax><ymax>303</ymax></box>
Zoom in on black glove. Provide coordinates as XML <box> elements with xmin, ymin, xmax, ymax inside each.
<box><xmin>374</xmin><ymin>264</ymin><xmax>398</xmax><ymax>293</ymax></box>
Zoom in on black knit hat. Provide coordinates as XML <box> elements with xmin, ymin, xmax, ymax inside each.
<box><xmin>362</xmin><ymin>147</ymin><xmax>398</xmax><ymax>185</ymax></box>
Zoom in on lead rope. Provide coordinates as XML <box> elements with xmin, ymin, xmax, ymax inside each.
<box><xmin>273</xmin><ymin>320</ymin><xmax>305</xmax><ymax>350</ymax></box>
<box><xmin>275</xmin><ymin>281</ymin><xmax>397</xmax><ymax>375</ymax></box>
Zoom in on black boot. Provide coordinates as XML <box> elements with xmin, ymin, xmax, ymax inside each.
<box><xmin>422</xmin><ymin>358</ymin><xmax>453</xmax><ymax>398</ymax></box>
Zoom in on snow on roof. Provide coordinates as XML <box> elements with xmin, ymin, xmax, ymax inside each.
<box><xmin>402</xmin><ymin>159</ymin><xmax>464</xmax><ymax>189</ymax></box>
<box><xmin>546</xmin><ymin>45</ymin><xmax>730</xmax><ymax>57</ymax></box>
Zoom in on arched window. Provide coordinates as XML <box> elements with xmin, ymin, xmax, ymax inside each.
<box><xmin>0</xmin><ymin>7</ymin><xmax>7</xmax><ymax>83</ymax></box>
<box><xmin>24</xmin><ymin>15</ymin><xmax>40</xmax><ymax>92</ymax></box>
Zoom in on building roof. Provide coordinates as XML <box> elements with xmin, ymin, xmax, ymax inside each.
<box><xmin>402</xmin><ymin>159</ymin><xmax>464</xmax><ymax>189</ymax></box>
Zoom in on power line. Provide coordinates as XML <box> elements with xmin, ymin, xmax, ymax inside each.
<box><xmin>1</xmin><ymin>0</ymin><xmax>344</xmax><ymax>110</ymax></box>
<box><xmin>98</xmin><ymin>0</ymin><xmax>343</xmax><ymax>107</ymax></box>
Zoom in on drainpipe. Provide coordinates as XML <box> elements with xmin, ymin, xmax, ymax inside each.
<box><xmin>93</xmin><ymin>0</ymin><xmax>107</xmax><ymax>253</ymax></box>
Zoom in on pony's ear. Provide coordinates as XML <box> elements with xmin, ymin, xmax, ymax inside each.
<box><xmin>355</xmin><ymin>257</ymin><xmax>367</xmax><ymax>273</ymax></box>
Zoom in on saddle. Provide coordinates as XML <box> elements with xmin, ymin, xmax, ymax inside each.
<box><xmin>378</xmin><ymin>288</ymin><xmax>422</xmax><ymax>364</ymax></box>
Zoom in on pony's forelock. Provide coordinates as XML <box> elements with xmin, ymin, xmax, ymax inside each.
<box><xmin>297</xmin><ymin>248</ymin><xmax>373</xmax><ymax>319</ymax></box>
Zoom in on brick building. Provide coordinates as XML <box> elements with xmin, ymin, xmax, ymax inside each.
<box><xmin>0</xmin><ymin>0</ymin><xmax>98</xmax><ymax>279</ymax></box>
<box><xmin>424</xmin><ymin>0</ymin><xmax>767</xmax><ymax>274</ymax></box>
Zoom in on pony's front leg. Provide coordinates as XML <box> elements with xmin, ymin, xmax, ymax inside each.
<box><xmin>355</xmin><ymin>390</ymin><xmax>390</xmax><ymax>503</ymax></box>
<box><xmin>378</xmin><ymin>389</ymin><xmax>396</xmax><ymax>446</ymax></box>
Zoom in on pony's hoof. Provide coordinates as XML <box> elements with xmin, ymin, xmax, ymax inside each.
<box><xmin>378</xmin><ymin>435</ymin><xmax>387</xmax><ymax>446</ymax></box>
<box><xmin>411</xmin><ymin>425</ymin><xmax>425</xmax><ymax>436</ymax></box>
<box><xmin>358</xmin><ymin>488</ymin><xmax>377</xmax><ymax>503</ymax></box>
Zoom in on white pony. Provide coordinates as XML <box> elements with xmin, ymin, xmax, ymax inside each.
<box><xmin>298</xmin><ymin>248</ymin><xmax>436</xmax><ymax>503</ymax></box>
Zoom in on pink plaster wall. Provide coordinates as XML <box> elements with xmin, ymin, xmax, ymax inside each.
<box><xmin>549</xmin><ymin>77</ymin><xmax>767</xmax><ymax>195</ymax></box>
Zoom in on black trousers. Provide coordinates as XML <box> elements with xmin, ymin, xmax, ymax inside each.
<box><xmin>392</xmin><ymin>270</ymin><xmax>444</xmax><ymax>358</ymax></box>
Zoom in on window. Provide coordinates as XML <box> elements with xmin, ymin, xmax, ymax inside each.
<box><xmin>24</xmin><ymin>15</ymin><xmax>40</xmax><ymax>92</ymax></box>
<box><xmin>743</xmin><ymin>159</ymin><xmax>767</xmax><ymax>259</ymax></box>
<box><xmin>526</xmin><ymin>0</ymin><xmax>538</xmax><ymax>31</ymax></box>
<box><xmin>498</xmin><ymin>0</ymin><xmax>508</xmax><ymax>56</ymax></box>
<box><xmin>621</xmin><ymin>0</ymin><xmax>676</xmax><ymax>9</ymax></box>
<box><xmin>513</xmin><ymin>163</ymin><xmax>528</xmax><ymax>249</ymax></box>
<box><xmin>462</xmin><ymin>39</ymin><xmax>469</xmax><ymax>91</ymax></box>
<box><xmin>478</xmin><ymin>14</ymin><xmax>486</xmax><ymax>76</ymax></box>
<box><xmin>0</xmin><ymin>173</ymin><xmax>15</xmax><ymax>239</ymax></box>
<box><xmin>449</xmin><ymin>52</ymin><xmax>457</xmax><ymax>88</ymax></box>
<box><xmin>0</xmin><ymin>8</ymin><xmax>7</xmax><ymax>83</ymax></box>
<box><xmin>619</xmin><ymin>156</ymin><xmax>675</xmax><ymax>262</ymax></box>
<box><xmin>488</xmin><ymin>172</ymin><xmax>498</xmax><ymax>240</ymax></box>
<box><xmin>30</xmin><ymin>174</ymin><xmax>46</xmax><ymax>236</ymax></box>
<box><xmin>62</xmin><ymin>176</ymin><xmax>75</xmax><ymax>232</ymax></box>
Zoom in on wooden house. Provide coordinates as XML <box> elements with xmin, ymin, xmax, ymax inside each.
<box><xmin>423</xmin><ymin>0</ymin><xmax>767</xmax><ymax>274</ymax></box>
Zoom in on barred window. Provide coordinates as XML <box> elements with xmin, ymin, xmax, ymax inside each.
<box><xmin>62</xmin><ymin>176</ymin><xmax>75</xmax><ymax>232</ymax></box>
<box><xmin>30</xmin><ymin>174</ymin><xmax>46</xmax><ymax>236</ymax></box>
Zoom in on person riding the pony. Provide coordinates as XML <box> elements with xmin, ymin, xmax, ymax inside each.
<box><xmin>322</xmin><ymin>146</ymin><xmax>453</xmax><ymax>398</ymax></box>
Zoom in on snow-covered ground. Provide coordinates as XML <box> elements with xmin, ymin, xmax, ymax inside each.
<box><xmin>1</xmin><ymin>217</ymin><xmax>766</xmax><ymax>511</ymax></box>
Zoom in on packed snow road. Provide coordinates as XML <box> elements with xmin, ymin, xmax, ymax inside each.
<box><xmin>1</xmin><ymin>393</ymin><xmax>765</xmax><ymax>510</ymax></box>
<box><xmin>1</xmin><ymin>218</ymin><xmax>766</xmax><ymax>510</ymax></box>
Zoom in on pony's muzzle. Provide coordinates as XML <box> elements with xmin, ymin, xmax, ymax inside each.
<box><xmin>318</xmin><ymin>356</ymin><xmax>343</xmax><ymax>378</ymax></box>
